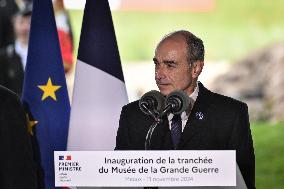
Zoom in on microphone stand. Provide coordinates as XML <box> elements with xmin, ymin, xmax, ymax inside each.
<box><xmin>140</xmin><ymin>103</ymin><xmax>160</xmax><ymax>150</ymax></box>
<box><xmin>144</xmin><ymin>117</ymin><xmax>162</xmax><ymax>150</ymax></box>
<box><xmin>143</xmin><ymin>111</ymin><xmax>165</xmax><ymax>189</ymax></box>
<box><xmin>144</xmin><ymin>104</ymin><xmax>174</xmax><ymax>150</ymax></box>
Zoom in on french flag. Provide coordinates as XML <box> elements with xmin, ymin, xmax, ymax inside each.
<box><xmin>67</xmin><ymin>0</ymin><xmax>128</xmax><ymax>151</ymax></box>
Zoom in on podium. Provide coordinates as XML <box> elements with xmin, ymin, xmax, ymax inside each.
<box><xmin>54</xmin><ymin>151</ymin><xmax>247</xmax><ymax>188</ymax></box>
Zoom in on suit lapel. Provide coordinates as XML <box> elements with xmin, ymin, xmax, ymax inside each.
<box><xmin>179</xmin><ymin>82</ymin><xmax>214</xmax><ymax>148</ymax></box>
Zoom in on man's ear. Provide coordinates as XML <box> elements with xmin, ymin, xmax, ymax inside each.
<box><xmin>192</xmin><ymin>61</ymin><xmax>204</xmax><ymax>78</ymax></box>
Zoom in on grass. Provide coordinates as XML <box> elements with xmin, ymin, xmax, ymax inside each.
<box><xmin>251</xmin><ymin>122</ymin><xmax>284</xmax><ymax>189</ymax></box>
<box><xmin>68</xmin><ymin>0</ymin><xmax>284</xmax><ymax>63</ymax></box>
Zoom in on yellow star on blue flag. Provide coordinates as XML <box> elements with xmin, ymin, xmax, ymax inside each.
<box><xmin>38</xmin><ymin>77</ymin><xmax>61</xmax><ymax>101</ymax></box>
<box><xmin>26</xmin><ymin>114</ymin><xmax>38</xmax><ymax>136</ymax></box>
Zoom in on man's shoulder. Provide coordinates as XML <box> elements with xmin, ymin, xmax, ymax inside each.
<box><xmin>206</xmin><ymin>89</ymin><xmax>248</xmax><ymax>115</ymax></box>
<box><xmin>212</xmin><ymin>91</ymin><xmax>246</xmax><ymax>106</ymax></box>
<box><xmin>200</xmin><ymin>82</ymin><xmax>247</xmax><ymax>108</ymax></box>
<box><xmin>122</xmin><ymin>100</ymin><xmax>140</xmax><ymax>112</ymax></box>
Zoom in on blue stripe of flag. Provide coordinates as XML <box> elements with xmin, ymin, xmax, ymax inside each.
<box><xmin>78</xmin><ymin>0</ymin><xmax>124</xmax><ymax>82</ymax></box>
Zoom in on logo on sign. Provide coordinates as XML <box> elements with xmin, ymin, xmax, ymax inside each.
<box><xmin>59</xmin><ymin>155</ymin><xmax>72</xmax><ymax>160</ymax></box>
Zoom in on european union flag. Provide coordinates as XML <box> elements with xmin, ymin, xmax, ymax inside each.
<box><xmin>21</xmin><ymin>0</ymin><xmax>70</xmax><ymax>188</ymax></box>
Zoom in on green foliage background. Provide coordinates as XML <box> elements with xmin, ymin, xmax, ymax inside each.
<box><xmin>69</xmin><ymin>0</ymin><xmax>284</xmax><ymax>63</ymax></box>
<box><xmin>251</xmin><ymin>123</ymin><xmax>284</xmax><ymax>189</ymax></box>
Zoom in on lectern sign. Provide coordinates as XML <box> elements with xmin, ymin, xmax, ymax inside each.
<box><xmin>54</xmin><ymin>150</ymin><xmax>236</xmax><ymax>187</ymax></box>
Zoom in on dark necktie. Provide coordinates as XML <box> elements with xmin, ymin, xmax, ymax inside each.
<box><xmin>170</xmin><ymin>114</ymin><xmax>182</xmax><ymax>149</ymax></box>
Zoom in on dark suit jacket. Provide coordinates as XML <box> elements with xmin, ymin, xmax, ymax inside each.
<box><xmin>0</xmin><ymin>44</ymin><xmax>24</xmax><ymax>96</ymax></box>
<box><xmin>116</xmin><ymin>83</ymin><xmax>255</xmax><ymax>189</ymax></box>
<box><xmin>0</xmin><ymin>85</ymin><xmax>37</xmax><ymax>189</ymax></box>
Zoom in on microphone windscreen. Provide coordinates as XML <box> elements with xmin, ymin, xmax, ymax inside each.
<box><xmin>166</xmin><ymin>90</ymin><xmax>190</xmax><ymax>114</ymax></box>
<box><xmin>139</xmin><ymin>90</ymin><xmax>165</xmax><ymax>115</ymax></box>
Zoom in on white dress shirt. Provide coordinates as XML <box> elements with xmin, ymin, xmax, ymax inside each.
<box><xmin>15</xmin><ymin>40</ymin><xmax>28</xmax><ymax>70</ymax></box>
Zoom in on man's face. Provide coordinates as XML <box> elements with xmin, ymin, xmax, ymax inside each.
<box><xmin>14</xmin><ymin>15</ymin><xmax>31</xmax><ymax>41</ymax></box>
<box><xmin>154</xmin><ymin>36</ymin><xmax>194</xmax><ymax>96</ymax></box>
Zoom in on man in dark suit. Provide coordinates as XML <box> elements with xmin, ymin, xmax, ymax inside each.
<box><xmin>0</xmin><ymin>5</ymin><xmax>31</xmax><ymax>95</ymax></box>
<box><xmin>115</xmin><ymin>30</ymin><xmax>255</xmax><ymax>189</ymax></box>
<box><xmin>0</xmin><ymin>85</ymin><xmax>37</xmax><ymax>188</ymax></box>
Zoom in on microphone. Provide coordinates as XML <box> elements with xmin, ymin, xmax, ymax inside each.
<box><xmin>140</xmin><ymin>90</ymin><xmax>190</xmax><ymax>150</ymax></box>
<box><xmin>139</xmin><ymin>90</ymin><xmax>165</xmax><ymax>150</ymax></box>
<box><xmin>139</xmin><ymin>90</ymin><xmax>165</xmax><ymax>119</ymax></box>
<box><xmin>161</xmin><ymin>90</ymin><xmax>190</xmax><ymax>116</ymax></box>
